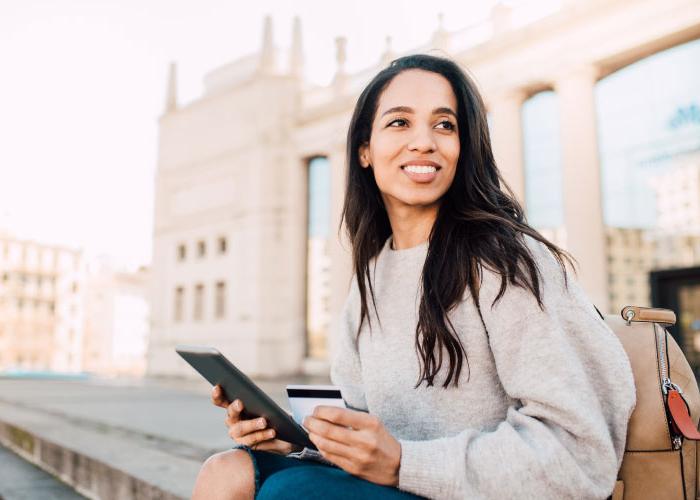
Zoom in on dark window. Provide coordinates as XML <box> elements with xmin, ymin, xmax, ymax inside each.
<box><xmin>197</xmin><ymin>241</ymin><xmax>206</xmax><ymax>258</ymax></box>
<box><xmin>218</xmin><ymin>237</ymin><xmax>227</xmax><ymax>255</ymax></box>
<box><xmin>215</xmin><ymin>281</ymin><xmax>226</xmax><ymax>319</ymax></box>
<box><xmin>177</xmin><ymin>244</ymin><xmax>186</xmax><ymax>261</ymax></box>
<box><xmin>194</xmin><ymin>284</ymin><xmax>204</xmax><ymax>320</ymax></box>
<box><xmin>174</xmin><ymin>287</ymin><xmax>184</xmax><ymax>322</ymax></box>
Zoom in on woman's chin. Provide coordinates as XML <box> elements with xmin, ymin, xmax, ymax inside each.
<box><xmin>391</xmin><ymin>196</ymin><xmax>443</xmax><ymax>210</ymax></box>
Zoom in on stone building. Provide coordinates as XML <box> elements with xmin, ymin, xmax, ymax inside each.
<box><xmin>149</xmin><ymin>0</ymin><xmax>700</xmax><ymax>377</ymax></box>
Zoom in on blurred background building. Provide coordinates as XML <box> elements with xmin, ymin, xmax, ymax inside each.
<box><xmin>82</xmin><ymin>263</ymin><xmax>150</xmax><ymax>377</ymax></box>
<box><xmin>0</xmin><ymin>233</ymin><xmax>85</xmax><ymax>372</ymax></box>
<box><xmin>148</xmin><ymin>0</ymin><xmax>700</xmax><ymax>378</ymax></box>
<box><xmin>0</xmin><ymin>231</ymin><xmax>150</xmax><ymax>376</ymax></box>
<box><xmin>1</xmin><ymin>0</ymin><xmax>698</xmax><ymax>380</ymax></box>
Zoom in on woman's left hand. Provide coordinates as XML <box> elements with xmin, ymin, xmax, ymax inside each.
<box><xmin>303</xmin><ymin>407</ymin><xmax>401</xmax><ymax>486</ymax></box>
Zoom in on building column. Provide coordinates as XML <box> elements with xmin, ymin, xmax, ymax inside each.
<box><xmin>489</xmin><ymin>90</ymin><xmax>527</xmax><ymax>207</ymax></box>
<box><xmin>554</xmin><ymin>66</ymin><xmax>609</xmax><ymax>312</ymax></box>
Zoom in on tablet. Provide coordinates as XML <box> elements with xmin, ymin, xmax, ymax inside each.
<box><xmin>175</xmin><ymin>345</ymin><xmax>316</xmax><ymax>450</ymax></box>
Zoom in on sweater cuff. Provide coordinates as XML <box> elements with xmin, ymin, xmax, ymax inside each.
<box><xmin>398</xmin><ymin>438</ymin><xmax>455</xmax><ymax>499</ymax></box>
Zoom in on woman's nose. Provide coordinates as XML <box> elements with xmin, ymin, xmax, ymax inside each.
<box><xmin>407</xmin><ymin>125</ymin><xmax>437</xmax><ymax>153</ymax></box>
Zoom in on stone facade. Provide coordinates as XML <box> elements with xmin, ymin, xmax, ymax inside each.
<box><xmin>149</xmin><ymin>1</ymin><xmax>700</xmax><ymax>377</ymax></box>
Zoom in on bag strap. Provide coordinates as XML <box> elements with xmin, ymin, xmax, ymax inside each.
<box><xmin>621</xmin><ymin>306</ymin><xmax>676</xmax><ymax>326</ymax></box>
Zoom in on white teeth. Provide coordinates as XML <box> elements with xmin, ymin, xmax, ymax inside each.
<box><xmin>404</xmin><ymin>165</ymin><xmax>437</xmax><ymax>174</ymax></box>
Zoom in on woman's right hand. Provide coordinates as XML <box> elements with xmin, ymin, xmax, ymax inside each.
<box><xmin>211</xmin><ymin>384</ymin><xmax>300</xmax><ymax>455</ymax></box>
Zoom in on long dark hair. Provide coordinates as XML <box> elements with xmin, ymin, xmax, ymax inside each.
<box><xmin>341</xmin><ymin>54</ymin><xmax>576</xmax><ymax>388</ymax></box>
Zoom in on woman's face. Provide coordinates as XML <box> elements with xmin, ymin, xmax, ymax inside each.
<box><xmin>359</xmin><ymin>69</ymin><xmax>460</xmax><ymax>213</ymax></box>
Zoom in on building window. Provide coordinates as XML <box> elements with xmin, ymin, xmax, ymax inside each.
<box><xmin>177</xmin><ymin>244</ymin><xmax>186</xmax><ymax>261</ymax></box>
<box><xmin>197</xmin><ymin>241</ymin><xmax>206</xmax><ymax>258</ymax></box>
<box><xmin>194</xmin><ymin>284</ymin><xmax>204</xmax><ymax>320</ymax></box>
<box><xmin>174</xmin><ymin>286</ymin><xmax>184</xmax><ymax>322</ymax></box>
<box><xmin>218</xmin><ymin>237</ymin><xmax>227</xmax><ymax>255</ymax></box>
<box><xmin>215</xmin><ymin>281</ymin><xmax>226</xmax><ymax>319</ymax></box>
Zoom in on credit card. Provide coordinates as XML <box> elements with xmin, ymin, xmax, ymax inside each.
<box><xmin>286</xmin><ymin>384</ymin><xmax>346</xmax><ymax>426</ymax></box>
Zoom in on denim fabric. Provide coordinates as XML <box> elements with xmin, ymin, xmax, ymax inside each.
<box><xmin>237</xmin><ymin>448</ymin><xmax>425</xmax><ymax>499</ymax></box>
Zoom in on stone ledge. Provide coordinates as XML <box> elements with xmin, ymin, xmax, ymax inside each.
<box><xmin>0</xmin><ymin>402</ymin><xmax>201</xmax><ymax>500</ymax></box>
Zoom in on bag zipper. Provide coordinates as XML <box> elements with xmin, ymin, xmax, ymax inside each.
<box><xmin>655</xmin><ymin>323</ymin><xmax>683</xmax><ymax>450</ymax></box>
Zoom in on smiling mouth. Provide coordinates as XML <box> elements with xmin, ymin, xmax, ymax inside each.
<box><xmin>401</xmin><ymin>164</ymin><xmax>441</xmax><ymax>174</ymax></box>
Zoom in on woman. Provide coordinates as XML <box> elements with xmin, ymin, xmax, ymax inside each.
<box><xmin>192</xmin><ymin>54</ymin><xmax>635</xmax><ymax>500</ymax></box>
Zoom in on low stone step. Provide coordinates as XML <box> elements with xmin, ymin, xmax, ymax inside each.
<box><xmin>0</xmin><ymin>443</ymin><xmax>87</xmax><ymax>500</ymax></box>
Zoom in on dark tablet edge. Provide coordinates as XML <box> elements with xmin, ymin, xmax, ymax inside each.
<box><xmin>175</xmin><ymin>345</ymin><xmax>316</xmax><ymax>450</ymax></box>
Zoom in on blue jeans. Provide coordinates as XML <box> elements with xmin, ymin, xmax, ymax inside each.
<box><xmin>238</xmin><ymin>447</ymin><xmax>426</xmax><ymax>499</ymax></box>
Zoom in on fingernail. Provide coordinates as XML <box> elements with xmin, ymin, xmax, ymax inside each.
<box><xmin>258</xmin><ymin>418</ymin><xmax>266</xmax><ymax>428</ymax></box>
<box><xmin>235</xmin><ymin>400</ymin><xmax>242</xmax><ymax>410</ymax></box>
<box><xmin>267</xmin><ymin>429</ymin><xmax>275</xmax><ymax>438</ymax></box>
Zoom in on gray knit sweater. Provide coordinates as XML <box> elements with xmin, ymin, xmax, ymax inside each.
<box><xmin>330</xmin><ymin>235</ymin><xmax>635</xmax><ymax>500</ymax></box>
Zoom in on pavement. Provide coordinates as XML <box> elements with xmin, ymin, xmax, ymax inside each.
<box><xmin>0</xmin><ymin>373</ymin><xmax>330</xmax><ymax>500</ymax></box>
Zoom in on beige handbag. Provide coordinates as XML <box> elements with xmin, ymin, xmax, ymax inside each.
<box><xmin>605</xmin><ymin>306</ymin><xmax>700</xmax><ymax>500</ymax></box>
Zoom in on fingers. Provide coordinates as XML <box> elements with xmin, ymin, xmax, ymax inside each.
<box><xmin>308</xmin><ymin>431</ymin><xmax>355</xmax><ymax>459</ymax></box>
<box><xmin>311</xmin><ymin>406</ymin><xmax>374</xmax><ymax>430</ymax></box>
<box><xmin>224</xmin><ymin>414</ymin><xmax>276</xmax><ymax>449</ymax></box>
<box><xmin>231</xmin><ymin>427</ymin><xmax>277</xmax><ymax>447</ymax></box>
<box><xmin>229</xmin><ymin>416</ymin><xmax>268</xmax><ymax>438</ymax></box>
<box><xmin>211</xmin><ymin>385</ymin><xmax>231</xmax><ymax>409</ymax></box>
<box><xmin>303</xmin><ymin>415</ymin><xmax>354</xmax><ymax>444</ymax></box>
<box><xmin>212</xmin><ymin>389</ymin><xmax>287</xmax><ymax>451</ymax></box>
<box><xmin>226</xmin><ymin>399</ymin><xmax>244</xmax><ymax>421</ymax></box>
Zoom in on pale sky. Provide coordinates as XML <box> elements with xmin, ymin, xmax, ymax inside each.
<box><xmin>0</xmin><ymin>0</ymin><xmax>517</xmax><ymax>269</ymax></box>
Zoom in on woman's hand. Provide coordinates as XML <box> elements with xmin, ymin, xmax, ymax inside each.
<box><xmin>211</xmin><ymin>384</ymin><xmax>301</xmax><ymax>455</ymax></box>
<box><xmin>303</xmin><ymin>407</ymin><xmax>401</xmax><ymax>486</ymax></box>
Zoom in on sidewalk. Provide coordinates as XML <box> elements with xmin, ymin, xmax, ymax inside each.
<box><xmin>0</xmin><ymin>373</ymin><xmax>330</xmax><ymax>499</ymax></box>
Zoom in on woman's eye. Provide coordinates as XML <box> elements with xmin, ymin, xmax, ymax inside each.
<box><xmin>436</xmin><ymin>120</ymin><xmax>455</xmax><ymax>130</ymax></box>
<box><xmin>388</xmin><ymin>118</ymin><xmax>408</xmax><ymax>127</ymax></box>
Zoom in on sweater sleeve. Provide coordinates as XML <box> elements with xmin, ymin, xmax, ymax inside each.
<box><xmin>329</xmin><ymin>278</ymin><xmax>368</xmax><ymax>412</ymax></box>
<box><xmin>397</xmin><ymin>238</ymin><xmax>636</xmax><ymax>500</ymax></box>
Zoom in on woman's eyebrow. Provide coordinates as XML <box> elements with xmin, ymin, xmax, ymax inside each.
<box><xmin>380</xmin><ymin>106</ymin><xmax>457</xmax><ymax>118</ymax></box>
<box><xmin>380</xmin><ymin>106</ymin><xmax>413</xmax><ymax>117</ymax></box>
<box><xmin>433</xmin><ymin>106</ymin><xmax>457</xmax><ymax>118</ymax></box>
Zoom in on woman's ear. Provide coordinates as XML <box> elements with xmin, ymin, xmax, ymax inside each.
<box><xmin>358</xmin><ymin>143</ymin><xmax>371</xmax><ymax>168</ymax></box>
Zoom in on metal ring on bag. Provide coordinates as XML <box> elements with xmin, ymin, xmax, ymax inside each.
<box><xmin>625</xmin><ymin>309</ymin><xmax>635</xmax><ymax>326</ymax></box>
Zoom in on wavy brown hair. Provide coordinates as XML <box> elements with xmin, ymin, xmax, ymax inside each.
<box><xmin>341</xmin><ymin>54</ymin><xmax>576</xmax><ymax>388</ymax></box>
